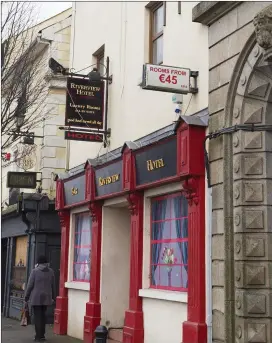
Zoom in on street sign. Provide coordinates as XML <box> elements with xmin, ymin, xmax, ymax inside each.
<box><xmin>7</xmin><ymin>171</ymin><xmax>37</xmax><ymax>189</ymax></box>
<box><xmin>142</xmin><ymin>63</ymin><xmax>191</xmax><ymax>94</ymax></box>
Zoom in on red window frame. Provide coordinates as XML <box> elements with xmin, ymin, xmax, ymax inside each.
<box><xmin>150</xmin><ymin>192</ymin><xmax>188</xmax><ymax>292</ymax></box>
<box><xmin>73</xmin><ymin>211</ymin><xmax>92</xmax><ymax>282</ymax></box>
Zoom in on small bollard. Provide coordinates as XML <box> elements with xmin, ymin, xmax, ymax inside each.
<box><xmin>94</xmin><ymin>325</ymin><xmax>108</xmax><ymax>343</ymax></box>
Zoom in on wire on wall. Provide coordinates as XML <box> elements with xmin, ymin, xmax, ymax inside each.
<box><xmin>204</xmin><ymin>124</ymin><xmax>272</xmax><ymax>188</ymax></box>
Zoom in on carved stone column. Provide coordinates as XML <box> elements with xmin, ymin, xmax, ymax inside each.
<box><xmin>123</xmin><ymin>192</ymin><xmax>144</xmax><ymax>343</ymax></box>
<box><xmin>182</xmin><ymin>176</ymin><xmax>207</xmax><ymax>343</ymax></box>
<box><xmin>84</xmin><ymin>202</ymin><xmax>103</xmax><ymax>343</ymax></box>
<box><xmin>54</xmin><ymin>210</ymin><xmax>70</xmax><ymax>335</ymax></box>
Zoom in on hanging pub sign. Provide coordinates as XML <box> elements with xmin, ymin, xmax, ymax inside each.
<box><xmin>7</xmin><ymin>171</ymin><xmax>37</xmax><ymax>189</ymax></box>
<box><xmin>64</xmin><ymin>131</ymin><xmax>104</xmax><ymax>143</ymax></box>
<box><xmin>141</xmin><ymin>63</ymin><xmax>192</xmax><ymax>94</ymax></box>
<box><xmin>65</xmin><ymin>77</ymin><xmax>105</xmax><ymax>129</ymax></box>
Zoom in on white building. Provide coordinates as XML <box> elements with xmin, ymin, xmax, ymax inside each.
<box><xmin>53</xmin><ymin>3</ymin><xmax>209</xmax><ymax>343</ymax></box>
<box><xmin>1</xmin><ymin>8</ymin><xmax>72</xmax><ymax>324</ymax></box>
<box><xmin>67</xmin><ymin>1</ymin><xmax>208</xmax><ymax>169</ymax></box>
<box><xmin>1</xmin><ymin>8</ymin><xmax>72</xmax><ymax>207</ymax></box>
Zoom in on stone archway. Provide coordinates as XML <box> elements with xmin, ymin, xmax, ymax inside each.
<box><xmin>222</xmin><ymin>5</ymin><xmax>272</xmax><ymax>343</ymax></box>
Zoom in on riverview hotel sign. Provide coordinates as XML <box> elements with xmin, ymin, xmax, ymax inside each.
<box><xmin>64</xmin><ymin>76</ymin><xmax>105</xmax><ymax>142</ymax></box>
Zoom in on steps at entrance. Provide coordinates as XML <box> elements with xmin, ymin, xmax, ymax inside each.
<box><xmin>107</xmin><ymin>329</ymin><xmax>123</xmax><ymax>343</ymax></box>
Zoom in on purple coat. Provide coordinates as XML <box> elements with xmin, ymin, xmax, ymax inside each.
<box><xmin>25</xmin><ymin>264</ymin><xmax>56</xmax><ymax>306</ymax></box>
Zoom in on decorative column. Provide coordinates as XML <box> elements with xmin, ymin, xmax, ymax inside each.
<box><xmin>84</xmin><ymin>202</ymin><xmax>103</xmax><ymax>343</ymax></box>
<box><xmin>123</xmin><ymin>192</ymin><xmax>144</xmax><ymax>343</ymax></box>
<box><xmin>182</xmin><ymin>177</ymin><xmax>207</xmax><ymax>343</ymax></box>
<box><xmin>54</xmin><ymin>210</ymin><xmax>70</xmax><ymax>335</ymax></box>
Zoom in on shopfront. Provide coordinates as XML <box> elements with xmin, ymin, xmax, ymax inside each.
<box><xmin>1</xmin><ymin>195</ymin><xmax>61</xmax><ymax>324</ymax></box>
<box><xmin>53</xmin><ymin>113</ymin><xmax>208</xmax><ymax>343</ymax></box>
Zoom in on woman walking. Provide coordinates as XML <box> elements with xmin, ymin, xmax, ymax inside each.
<box><xmin>25</xmin><ymin>255</ymin><xmax>56</xmax><ymax>342</ymax></box>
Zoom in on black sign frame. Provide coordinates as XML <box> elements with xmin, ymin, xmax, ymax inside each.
<box><xmin>65</xmin><ymin>77</ymin><xmax>105</xmax><ymax>130</ymax></box>
<box><xmin>64</xmin><ymin>131</ymin><xmax>103</xmax><ymax>143</ymax></box>
<box><xmin>94</xmin><ymin>160</ymin><xmax>123</xmax><ymax>198</ymax></box>
<box><xmin>135</xmin><ymin>138</ymin><xmax>177</xmax><ymax>187</ymax></box>
<box><xmin>7</xmin><ymin>171</ymin><xmax>37</xmax><ymax>189</ymax></box>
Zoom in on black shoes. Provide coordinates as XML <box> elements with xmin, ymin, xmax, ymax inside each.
<box><xmin>34</xmin><ymin>337</ymin><xmax>46</xmax><ymax>342</ymax></box>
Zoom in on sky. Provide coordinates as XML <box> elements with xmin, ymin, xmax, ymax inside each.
<box><xmin>34</xmin><ymin>2</ymin><xmax>72</xmax><ymax>23</ymax></box>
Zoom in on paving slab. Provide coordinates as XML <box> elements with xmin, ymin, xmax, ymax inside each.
<box><xmin>2</xmin><ymin>316</ymin><xmax>83</xmax><ymax>343</ymax></box>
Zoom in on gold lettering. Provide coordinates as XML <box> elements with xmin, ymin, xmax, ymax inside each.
<box><xmin>99</xmin><ymin>174</ymin><xmax>120</xmax><ymax>186</ymax></box>
<box><xmin>147</xmin><ymin>160</ymin><xmax>154</xmax><ymax>171</ymax></box>
<box><xmin>146</xmin><ymin>158</ymin><xmax>165</xmax><ymax>171</ymax></box>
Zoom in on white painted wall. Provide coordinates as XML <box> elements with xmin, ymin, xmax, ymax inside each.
<box><xmin>68</xmin><ymin>1</ymin><xmax>208</xmax><ymax>168</ymax></box>
<box><xmin>143</xmin><ymin>297</ymin><xmax>187</xmax><ymax>343</ymax></box>
<box><xmin>140</xmin><ymin>182</ymin><xmax>188</xmax><ymax>343</ymax></box>
<box><xmin>100</xmin><ymin>205</ymin><xmax>131</xmax><ymax>327</ymax></box>
<box><xmin>67</xmin><ymin>288</ymin><xmax>89</xmax><ymax>339</ymax></box>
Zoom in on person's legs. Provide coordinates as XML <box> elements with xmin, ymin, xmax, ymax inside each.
<box><xmin>41</xmin><ymin>306</ymin><xmax>47</xmax><ymax>339</ymax></box>
<box><xmin>32</xmin><ymin>306</ymin><xmax>42</xmax><ymax>340</ymax></box>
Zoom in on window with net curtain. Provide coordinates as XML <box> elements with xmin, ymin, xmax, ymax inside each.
<box><xmin>73</xmin><ymin>212</ymin><xmax>92</xmax><ymax>282</ymax></box>
<box><xmin>150</xmin><ymin>193</ymin><xmax>188</xmax><ymax>291</ymax></box>
<box><xmin>151</xmin><ymin>3</ymin><xmax>164</xmax><ymax>64</ymax></box>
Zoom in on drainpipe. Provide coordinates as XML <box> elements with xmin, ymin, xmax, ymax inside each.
<box><xmin>206</xmin><ymin>186</ymin><xmax>212</xmax><ymax>343</ymax></box>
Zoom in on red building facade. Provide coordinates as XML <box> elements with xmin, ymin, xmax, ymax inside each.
<box><xmin>53</xmin><ymin>115</ymin><xmax>208</xmax><ymax>343</ymax></box>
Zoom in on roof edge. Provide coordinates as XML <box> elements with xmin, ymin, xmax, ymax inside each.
<box><xmin>192</xmin><ymin>1</ymin><xmax>242</xmax><ymax>26</ymax></box>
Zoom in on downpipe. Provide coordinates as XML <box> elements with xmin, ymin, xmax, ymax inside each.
<box><xmin>206</xmin><ymin>185</ymin><xmax>212</xmax><ymax>343</ymax></box>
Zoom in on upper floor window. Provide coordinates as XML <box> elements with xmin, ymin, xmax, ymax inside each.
<box><xmin>150</xmin><ymin>2</ymin><xmax>164</xmax><ymax>64</ymax></box>
<box><xmin>150</xmin><ymin>193</ymin><xmax>188</xmax><ymax>291</ymax></box>
<box><xmin>93</xmin><ymin>45</ymin><xmax>105</xmax><ymax>76</ymax></box>
<box><xmin>73</xmin><ymin>212</ymin><xmax>92</xmax><ymax>282</ymax></box>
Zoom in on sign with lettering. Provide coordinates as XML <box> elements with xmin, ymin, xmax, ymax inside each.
<box><xmin>65</xmin><ymin>77</ymin><xmax>104</xmax><ymax>129</ymax></box>
<box><xmin>147</xmin><ymin>158</ymin><xmax>165</xmax><ymax>171</ymax></box>
<box><xmin>64</xmin><ymin>131</ymin><xmax>103</xmax><ymax>142</ymax></box>
<box><xmin>7</xmin><ymin>172</ymin><xmax>37</xmax><ymax>189</ymax></box>
<box><xmin>142</xmin><ymin>64</ymin><xmax>190</xmax><ymax>94</ymax></box>
<box><xmin>64</xmin><ymin>174</ymin><xmax>86</xmax><ymax>206</ymax></box>
<box><xmin>95</xmin><ymin>160</ymin><xmax>122</xmax><ymax>197</ymax></box>
<box><xmin>135</xmin><ymin>138</ymin><xmax>177</xmax><ymax>186</ymax></box>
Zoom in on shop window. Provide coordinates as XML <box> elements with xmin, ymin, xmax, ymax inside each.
<box><xmin>11</xmin><ymin>236</ymin><xmax>27</xmax><ymax>296</ymax></box>
<box><xmin>149</xmin><ymin>2</ymin><xmax>165</xmax><ymax>65</ymax></box>
<box><xmin>150</xmin><ymin>193</ymin><xmax>188</xmax><ymax>291</ymax></box>
<box><xmin>73</xmin><ymin>212</ymin><xmax>92</xmax><ymax>282</ymax></box>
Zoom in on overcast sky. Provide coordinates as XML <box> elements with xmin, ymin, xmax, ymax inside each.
<box><xmin>35</xmin><ymin>2</ymin><xmax>72</xmax><ymax>23</ymax></box>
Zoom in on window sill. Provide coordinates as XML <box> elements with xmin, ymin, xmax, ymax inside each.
<box><xmin>65</xmin><ymin>281</ymin><xmax>90</xmax><ymax>291</ymax></box>
<box><xmin>139</xmin><ymin>288</ymin><xmax>188</xmax><ymax>303</ymax></box>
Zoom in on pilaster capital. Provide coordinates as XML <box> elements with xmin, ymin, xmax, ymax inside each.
<box><xmin>126</xmin><ymin>192</ymin><xmax>143</xmax><ymax>216</ymax></box>
<box><xmin>182</xmin><ymin>177</ymin><xmax>200</xmax><ymax>205</ymax></box>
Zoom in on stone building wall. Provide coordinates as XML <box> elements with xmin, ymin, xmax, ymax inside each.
<box><xmin>39</xmin><ymin>16</ymin><xmax>72</xmax><ymax>197</ymax></box>
<box><xmin>193</xmin><ymin>2</ymin><xmax>272</xmax><ymax>343</ymax></box>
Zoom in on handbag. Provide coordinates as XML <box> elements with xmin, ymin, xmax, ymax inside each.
<box><xmin>20</xmin><ymin>302</ymin><xmax>30</xmax><ymax>326</ymax></box>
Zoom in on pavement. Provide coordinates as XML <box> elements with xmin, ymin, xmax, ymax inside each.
<box><xmin>2</xmin><ymin>316</ymin><xmax>83</xmax><ymax>343</ymax></box>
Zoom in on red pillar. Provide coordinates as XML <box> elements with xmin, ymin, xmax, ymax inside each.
<box><xmin>123</xmin><ymin>192</ymin><xmax>144</xmax><ymax>343</ymax></box>
<box><xmin>182</xmin><ymin>177</ymin><xmax>207</xmax><ymax>343</ymax></box>
<box><xmin>83</xmin><ymin>202</ymin><xmax>103</xmax><ymax>343</ymax></box>
<box><xmin>54</xmin><ymin>210</ymin><xmax>70</xmax><ymax>335</ymax></box>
